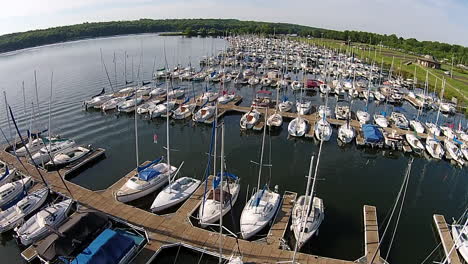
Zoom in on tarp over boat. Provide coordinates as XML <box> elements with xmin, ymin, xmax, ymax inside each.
<box><xmin>137</xmin><ymin>157</ymin><xmax>162</xmax><ymax>173</ymax></box>
<box><xmin>362</xmin><ymin>124</ymin><xmax>384</xmax><ymax>143</ymax></box>
<box><xmin>36</xmin><ymin>210</ymin><xmax>108</xmax><ymax>262</ymax></box>
<box><xmin>138</xmin><ymin>169</ymin><xmax>161</xmax><ymax>181</ymax></box>
<box><xmin>71</xmin><ymin>228</ymin><xmax>134</xmax><ymax>264</ymax></box>
<box><xmin>213</xmin><ymin>172</ymin><xmax>238</xmax><ymax>189</ymax></box>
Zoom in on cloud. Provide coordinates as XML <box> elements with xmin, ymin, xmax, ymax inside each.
<box><xmin>0</xmin><ymin>0</ymin><xmax>466</xmax><ymax>45</ymax></box>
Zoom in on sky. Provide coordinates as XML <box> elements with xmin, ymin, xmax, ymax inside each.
<box><xmin>0</xmin><ymin>0</ymin><xmax>467</xmax><ymax>46</ymax></box>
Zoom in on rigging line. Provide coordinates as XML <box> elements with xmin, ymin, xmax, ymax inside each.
<box><xmin>441</xmin><ymin>207</ymin><xmax>468</xmax><ymax>264</ymax></box>
<box><xmin>419</xmin><ymin>241</ymin><xmax>441</xmax><ymax>264</ymax></box>
<box><xmin>8</xmin><ymin>106</ymin><xmax>50</xmax><ymax>189</ymax></box>
<box><xmin>0</xmin><ymin>126</ymin><xmax>33</xmax><ymax>178</ymax></box>
<box><xmin>100</xmin><ymin>48</ymin><xmax>115</xmax><ymax>92</ymax></box>
<box><xmin>370</xmin><ymin>158</ymin><xmax>413</xmax><ymax>264</ymax></box>
<box><xmin>223</xmin><ymin>160</ymin><xmax>243</xmax><ymax>260</ymax></box>
<box><xmin>172</xmin><ymin>244</ymin><xmax>182</xmax><ymax>264</ymax></box>
<box><xmin>385</xmin><ymin>158</ymin><xmax>412</xmax><ymax>260</ymax></box>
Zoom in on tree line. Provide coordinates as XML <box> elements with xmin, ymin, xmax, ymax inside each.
<box><xmin>0</xmin><ymin>18</ymin><xmax>466</xmax><ymax>64</ymax></box>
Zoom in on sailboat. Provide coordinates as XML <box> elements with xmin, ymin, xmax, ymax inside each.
<box><xmin>199</xmin><ymin>123</ymin><xmax>240</xmax><ymax>227</ymax></box>
<box><xmin>240</xmin><ymin>111</ymin><xmax>280</xmax><ymax>239</ymax></box>
<box><xmin>0</xmin><ymin>187</ymin><xmax>48</xmax><ymax>233</ymax></box>
<box><xmin>0</xmin><ymin>166</ymin><xmax>16</xmax><ymax>187</ymax></box>
<box><xmin>451</xmin><ymin>219</ymin><xmax>468</xmax><ymax>263</ymax></box>
<box><xmin>410</xmin><ymin>71</ymin><xmax>427</xmax><ymax>134</ymax></box>
<box><xmin>30</xmin><ymin>138</ymin><xmax>76</xmax><ymax>165</ymax></box>
<box><xmin>240</xmin><ymin>108</ymin><xmax>261</xmax><ymax>129</ymax></box>
<box><xmin>193</xmin><ymin>103</ymin><xmax>216</xmax><ymax>123</ymax></box>
<box><xmin>16</xmin><ymin>198</ymin><xmax>73</xmax><ymax>246</ymax></box>
<box><xmin>357</xmin><ymin>68</ymin><xmax>373</xmax><ymax>124</ymax></box>
<box><xmin>291</xmin><ymin>153</ymin><xmax>324</xmax><ymax>250</ymax></box>
<box><xmin>426</xmin><ymin>79</ymin><xmax>446</xmax><ymax>136</ymax></box>
<box><xmin>116</xmin><ymin>72</ymin><xmax>176</xmax><ymax>203</ymax></box>
<box><xmin>405</xmin><ymin>134</ymin><xmax>425</xmax><ymax>154</ymax></box>
<box><xmin>444</xmin><ymin>139</ymin><xmax>465</xmax><ymax>166</ymax></box>
<box><xmin>267</xmin><ymin>89</ymin><xmax>283</xmax><ymax>128</ymax></box>
<box><xmin>151</xmin><ymin>84</ymin><xmax>202</xmax><ymax>212</ymax></box>
<box><xmin>374</xmin><ymin>112</ymin><xmax>389</xmax><ymax>128</ymax></box>
<box><xmin>338</xmin><ymin>116</ymin><xmax>355</xmax><ymax>144</ymax></box>
<box><xmin>150</xmin><ymin>101</ymin><xmax>176</xmax><ymax>118</ymax></box>
<box><xmin>425</xmin><ymin>136</ymin><xmax>444</xmax><ymax>160</ymax></box>
<box><xmin>314</xmin><ymin>96</ymin><xmax>332</xmax><ymax>141</ymax></box>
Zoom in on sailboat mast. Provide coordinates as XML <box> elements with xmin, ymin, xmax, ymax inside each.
<box><xmin>256</xmin><ymin>108</ymin><xmax>268</xmax><ymax>198</ymax></box>
<box><xmin>435</xmin><ymin>78</ymin><xmax>445</xmax><ymax>125</ymax></box>
<box><xmin>134</xmin><ymin>85</ymin><xmax>139</xmax><ymax>168</ymax></box>
<box><xmin>48</xmin><ymin>72</ymin><xmax>53</xmax><ymax>152</ymax></box>
<box><xmin>218</xmin><ymin>122</ymin><xmax>225</xmax><ymax>264</ymax></box>
<box><xmin>166</xmin><ymin>76</ymin><xmax>171</xmax><ymax>189</ymax></box>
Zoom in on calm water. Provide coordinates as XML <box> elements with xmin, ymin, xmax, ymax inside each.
<box><xmin>0</xmin><ymin>34</ymin><xmax>466</xmax><ymax>264</ymax></box>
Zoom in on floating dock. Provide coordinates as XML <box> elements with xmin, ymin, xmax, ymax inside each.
<box><xmin>266</xmin><ymin>191</ymin><xmax>297</xmax><ymax>248</ymax></box>
<box><xmin>433</xmin><ymin>214</ymin><xmax>462</xmax><ymax>264</ymax></box>
<box><xmin>358</xmin><ymin>205</ymin><xmax>388</xmax><ymax>264</ymax></box>
<box><xmin>0</xmin><ymin>147</ymin><xmax>386</xmax><ymax>264</ymax></box>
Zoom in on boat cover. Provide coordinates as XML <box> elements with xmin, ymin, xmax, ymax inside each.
<box><xmin>36</xmin><ymin>211</ymin><xmax>108</xmax><ymax>262</ymax></box>
<box><xmin>362</xmin><ymin>124</ymin><xmax>383</xmax><ymax>143</ymax></box>
<box><xmin>213</xmin><ymin>172</ymin><xmax>238</xmax><ymax>189</ymax></box>
<box><xmin>138</xmin><ymin>169</ymin><xmax>161</xmax><ymax>181</ymax></box>
<box><xmin>71</xmin><ymin>228</ymin><xmax>134</xmax><ymax>264</ymax></box>
<box><xmin>137</xmin><ymin>157</ymin><xmax>162</xmax><ymax>172</ymax></box>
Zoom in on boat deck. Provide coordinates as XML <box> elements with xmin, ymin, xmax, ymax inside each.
<box><xmin>433</xmin><ymin>214</ymin><xmax>462</xmax><ymax>264</ymax></box>
<box><xmin>266</xmin><ymin>191</ymin><xmax>297</xmax><ymax>248</ymax></box>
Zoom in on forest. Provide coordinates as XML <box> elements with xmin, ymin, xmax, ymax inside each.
<box><xmin>0</xmin><ymin>18</ymin><xmax>466</xmax><ymax>64</ymax></box>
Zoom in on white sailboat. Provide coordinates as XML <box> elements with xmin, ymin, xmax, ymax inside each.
<box><xmin>425</xmin><ymin>137</ymin><xmax>444</xmax><ymax>160</ymax></box>
<box><xmin>374</xmin><ymin>114</ymin><xmax>388</xmax><ymax>128</ymax></box>
<box><xmin>0</xmin><ymin>187</ymin><xmax>48</xmax><ymax>233</ymax></box>
<box><xmin>338</xmin><ymin>121</ymin><xmax>355</xmax><ymax>144</ymax></box>
<box><xmin>291</xmin><ymin>148</ymin><xmax>324</xmax><ymax>250</ymax></box>
<box><xmin>16</xmin><ymin>198</ymin><xmax>73</xmax><ymax>246</ymax></box>
<box><xmin>101</xmin><ymin>96</ymin><xmax>127</xmax><ymax>111</ymax></box>
<box><xmin>405</xmin><ymin>134</ymin><xmax>425</xmax><ymax>154</ymax></box>
<box><xmin>199</xmin><ymin>123</ymin><xmax>240</xmax><ymax>227</ymax></box>
<box><xmin>0</xmin><ymin>177</ymin><xmax>33</xmax><ymax>210</ymax></box>
<box><xmin>0</xmin><ymin>166</ymin><xmax>16</xmax><ymax>187</ymax></box>
<box><xmin>288</xmin><ymin>116</ymin><xmax>309</xmax><ymax>137</ymax></box>
<box><xmin>151</xmin><ymin>86</ymin><xmax>202</xmax><ymax>212</ymax></box>
<box><xmin>150</xmin><ymin>101</ymin><xmax>176</xmax><ymax>118</ymax></box>
<box><xmin>30</xmin><ymin>139</ymin><xmax>76</xmax><ymax>165</ymax></box>
<box><xmin>46</xmin><ymin>146</ymin><xmax>90</xmax><ymax>167</ymax></box>
<box><xmin>444</xmin><ymin>140</ymin><xmax>465</xmax><ymax>166</ymax></box>
<box><xmin>240</xmin><ymin>109</ymin><xmax>260</xmax><ymax>129</ymax></box>
<box><xmin>451</xmin><ymin>219</ymin><xmax>468</xmax><ymax>263</ymax></box>
<box><xmin>410</xmin><ymin>120</ymin><xmax>425</xmax><ymax>134</ymax></box>
<box><xmin>314</xmin><ymin>119</ymin><xmax>332</xmax><ymax>141</ymax></box>
<box><xmin>193</xmin><ymin>104</ymin><xmax>216</xmax><ymax>123</ymax></box>
<box><xmin>240</xmin><ymin>111</ymin><xmax>280</xmax><ymax>239</ymax></box>
<box><xmin>267</xmin><ymin>90</ymin><xmax>283</xmax><ymax>128</ymax></box>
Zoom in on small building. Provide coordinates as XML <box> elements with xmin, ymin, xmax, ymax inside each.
<box><xmin>417</xmin><ymin>55</ymin><xmax>441</xmax><ymax>69</ymax></box>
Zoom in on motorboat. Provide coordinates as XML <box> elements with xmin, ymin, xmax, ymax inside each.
<box><xmin>390</xmin><ymin>112</ymin><xmax>409</xmax><ymax>129</ymax></box>
<box><xmin>338</xmin><ymin>123</ymin><xmax>355</xmax><ymax>144</ymax></box>
<box><xmin>16</xmin><ymin>198</ymin><xmax>73</xmax><ymax>246</ymax></box>
<box><xmin>115</xmin><ymin>158</ymin><xmax>176</xmax><ymax>203</ymax></box>
<box><xmin>405</xmin><ymin>134</ymin><xmax>425</xmax><ymax>154</ymax></box>
<box><xmin>240</xmin><ymin>109</ymin><xmax>261</xmax><ymax>129</ymax></box>
<box><xmin>288</xmin><ymin>117</ymin><xmax>309</xmax><ymax>137</ymax></box>
<box><xmin>172</xmin><ymin>103</ymin><xmax>197</xmax><ymax>120</ymax></box>
<box><xmin>356</xmin><ymin>110</ymin><xmax>370</xmax><ymax>124</ymax></box>
<box><xmin>314</xmin><ymin>119</ymin><xmax>332</xmax><ymax>141</ymax></box>
<box><xmin>193</xmin><ymin>104</ymin><xmax>216</xmax><ymax>122</ymax></box>
<box><xmin>0</xmin><ymin>187</ymin><xmax>48</xmax><ymax>233</ymax></box>
<box><xmin>444</xmin><ymin>140</ymin><xmax>465</xmax><ymax>166</ymax></box>
<box><xmin>425</xmin><ymin>137</ymin><xmax>444</xmax><ymax>160</ymax></box>
<box><xmin>374</xmin><ymin>114</ymin><xmax>388</xmax><ymax>128</ymax></box>
<box><xmin>409</xmin><ymin>120</ymin><xmax>425</xmax><ymax>134</ymax></box>
<box><xmin>151</xmin><ymin>177</ymin><xmax>201</xmax><ymax>213</ymax></box>
<box><xmin>31</xmin><ymin>139</ymin><xmax>76</xmax><ymax>165</ymax></box>
<box><xmin>240</xmin><ymin>187</ymin><xmax>281</xmax><ymax>239</ymax></box>
<box><xmin>296</xmin><ymin>100</ymin><xmax>312</xmax><ymax>115</ymax></box>
<box><xmin>46</xmin><ymin>146</ymin><xmax>91</xmax><ymax>167</ymax></box>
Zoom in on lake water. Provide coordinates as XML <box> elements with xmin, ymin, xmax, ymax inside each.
<box><xmin>0</xmin><ymin>34</ymin><xmax>466</xmax><ymax>264</ymax></box>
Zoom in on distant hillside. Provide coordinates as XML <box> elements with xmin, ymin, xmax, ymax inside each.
<box><xmin>0</xmin><ymin>18</ymin><xmax>466</xmax><ymax>64</ymax></box>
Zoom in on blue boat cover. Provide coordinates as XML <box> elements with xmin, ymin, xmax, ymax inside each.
<box><xmin>138</xmin><ymin>169</ymin><xmax>161</xmax><ymax>181</ymax></box>
<box><xmin>453</xmin><ymin>137</ymin><xmax>463</xmax><ymax>145</ymax></box>
<box><xmin>137</xmin><ymin>157</ymin><xmax>162</xmax><ymax>172</ymax></box>
<box><xmin>362</xmin><ymin>124</ymin><xmax>383</xmax><ymax>143</ymax></box>
<box><xmin>71</xmin><ymin>228</ymin><xmax>134</xmax><ymax>264</ymax></box>
<box><xmin>213</xmin><ymin>172</ymin><xmax>238</xmax><ymax>189</ymax></box>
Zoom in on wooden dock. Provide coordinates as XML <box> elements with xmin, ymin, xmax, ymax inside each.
<box><xmin>0</xmin><ymin>148</ymin><xmax>362</xmax><ymax>264</ymax></box>
<box><xmin>433</xmin><ymin>214</ymin><xmax>462</xmax><ymax>264</ymax></box>
<box><xmin>266</xmin><ymin>191</ymin><xmax>297</xmax><ymax>248</ymax></box>
<box><xmin>356</xmin><ymin>205</ymin><xmax>387</xmax><ymax>264</ymax></box>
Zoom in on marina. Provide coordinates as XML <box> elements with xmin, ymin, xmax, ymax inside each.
<box><xmin>0</xmin><ymin>34</ymin><xmax>466</xmax><ymax>264</ymax></box>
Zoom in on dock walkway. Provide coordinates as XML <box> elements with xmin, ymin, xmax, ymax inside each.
<box><xmin>266</xmin><ymin>191</ymin><xmax>297</xmax><ymax>248</ymax></box>
<box><xmin>433</xmin><ymin>214</ymin><xmax>462</xmax><ymax>264</ymax></box>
